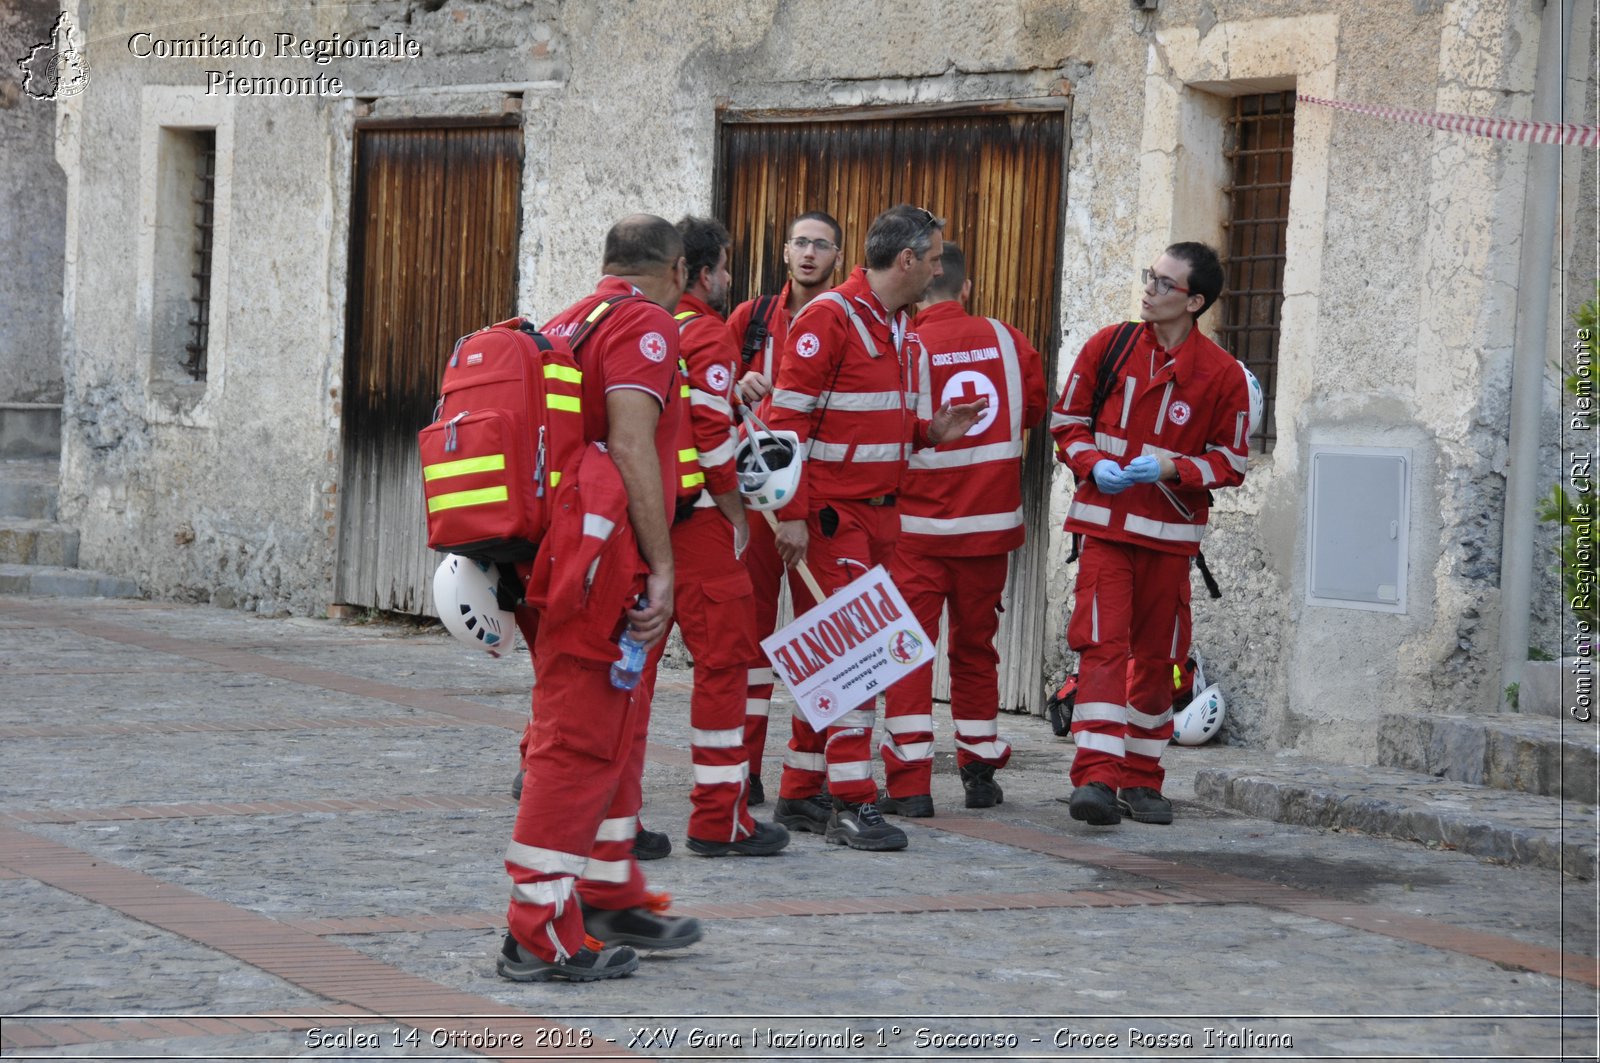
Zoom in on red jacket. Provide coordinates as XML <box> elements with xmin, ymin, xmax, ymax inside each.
<box><xmin>899</xmin><ymin>302</ymin><xmax>1048</xmax><ymax>556</ymax></box>
<box><xmin>726</xmin><ymin>280</ymin><xmax>796</xmax><ymax>383</ymax></box>
<box><xmin>672</xmin><ymin>293</ymin><xmax>740</xmax><ymax>505</ymax></box>
<box><xmin>764</xmin><ymin>268</ymin><xmax>933</xmax><ymax>519</ymax></box>
<box><xmin>540</xmin><ymin>277</ymin><xmax>683</xmax><ymax>528</ymax></box>
<box><xmin>525</xmin><ymin>443</ymin><xmax>645</xmax><ymax>661</ymax></box>
<box><xmin>1049</xmin><ymin>321</ymin><xmax>1249</xmax><ymax>556</ymax></box>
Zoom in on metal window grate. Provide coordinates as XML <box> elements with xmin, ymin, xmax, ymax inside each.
<box><xmin>1219</xmin><ymin>91</ymin><xmax>1294</xmax><ymax>452</ymax></box>
<box><xmin>183</xmin><ymin>132</ymin><xmax>216</xmax><ymax>382</ymax></box>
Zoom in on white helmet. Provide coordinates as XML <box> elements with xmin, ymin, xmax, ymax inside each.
<box><xmin>735</xmin><ymin>408</ymin><xmax>803</xmax><ymax>511</ymax></box>
<box><xmin>1172</xmin><ymin>683</ymin><xmax>1226</xmax><ymax>746</ymax></box>
<box><xmin>433</xmin><ymin>553</ymin><xmax>514</xmax><ymax>658</ymax></box>
<box><xmin>1239</xmin><ymin>362</ymin><xmax>1265</xmax><ymax>439</ymax></box>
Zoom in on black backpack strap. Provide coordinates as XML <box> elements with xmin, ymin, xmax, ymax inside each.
<box><xmin>740</xmin><ymin>294</ymin><xmax>779</xmax><ymax>367</ymax></box>
<box><xmin>515</xmin><ymin>322</ymin><xmax>556</xmax><ymax>353</ymax></box>
<box><xmin>1087</xmin><ymin>321</ymin><xmax>1142</xmax><ymax>430</ymax></box>
<box><xmin>1066</xmin><ymin>532</ymin><xmax>1083</xmax><ymax>564</ymax></box>
<box><xmin>1194</xmin><ymin>549</ymin><xmax>1222</xmax><ymax>599</ymax></box>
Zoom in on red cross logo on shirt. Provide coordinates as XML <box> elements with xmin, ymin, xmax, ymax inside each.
<box><xmin>952</xmin><ymin>378</ymin><xmax>986</xmax><ymax>405</ymax></box>
<box><xmin>639</xmin><ymin>331</ymin><xmax>668</xmax><ymax>363</ymax></box>
<box><xmin>940</xmin><ymin>371</ymin><xmax>999</xmax><ymax>437</ymax></box>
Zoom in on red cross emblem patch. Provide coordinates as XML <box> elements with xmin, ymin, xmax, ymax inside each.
<box><xmin>639</xmin><ymin>331</ymin><xmax>668</xmax><ymax>363</ymax></box>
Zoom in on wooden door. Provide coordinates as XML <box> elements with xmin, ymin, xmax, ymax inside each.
<box><xmin>717</xmin><ymin>106</ymin><xmax>1068</xmax><ymax>714</ymax></box>
<box><xmin>336</xmin><ymin>120</ymin><xmax>522</xmax><ymax>613</ymax></box>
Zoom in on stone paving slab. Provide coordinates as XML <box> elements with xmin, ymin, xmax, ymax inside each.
<box><xmin>0</xmin><ymin>880</ymin><xmax>328</xmax><ymax>1016</ymax></box>
<box><xmin>2</xmin><ymin>595</ymin><xmax>1597</xmax><ymax>1062</ymax></box>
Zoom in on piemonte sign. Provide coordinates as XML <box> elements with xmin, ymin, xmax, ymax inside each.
<box><xmin>760</xmin><ymin>565</ymin><xmax>933</xmax><ymax>730</ymax></box>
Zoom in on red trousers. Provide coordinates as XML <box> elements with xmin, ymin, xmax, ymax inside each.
<box><xmin>777</xmin><ymin>499</ymin><xmax>900</xmax><ymax>805</ymax></box>
<box><xmin>661</xmin><ymin>507</ymin><xmax>760</xmax><ymax>842</ymax></box>
<box><xmin>740</xmin><ymin>514</ymin><xmax>784</xmax><ymax>784</ymax></box>
<box><xmin>881</xmin><ymin>548</ymin><xmax>1013</xmax><ymax>797</ymax></box>
<box><xmin>1067</xmin><ymin>536</ymin><xmax>1191</xmax><ymax>792</ymax></box>
<box><xmin>505</xmin><ymin>606</ymin><xmax>653</xmax><ymax>963</ymax></box>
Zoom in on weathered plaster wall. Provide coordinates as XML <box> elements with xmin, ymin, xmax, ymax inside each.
<box><xmin>51</xmin><ymin>0</ymin><xmax>1591</xmax><ymax>755</ymax></box>
<box><xmin>1</xmin><ymin>0</ymin><xmax>66</xmax><ymax>405</ymax></box>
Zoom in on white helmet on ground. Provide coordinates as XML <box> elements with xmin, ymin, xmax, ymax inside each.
<box><xmin>433</xmin><ymin>553</ymin><xmax>514</xmax><ymax>658</ymax></box>
<box><xmin>735</xmin><ymin>408</ymin><xmax>803</xmax><ymax>512</ymax></box>
<box><xmin>1240</xmin><ymin>362</ymin><xmax>1265</xmax><ymax>440</ymax></box>
<box><xmin>1172</xmin><ymin>683</ymin><xmax>1226</xmax><ymax>746</ymax></box>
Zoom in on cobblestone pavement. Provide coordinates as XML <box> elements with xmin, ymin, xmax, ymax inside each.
<box><xmin>1</xmin><ymin>595</ymin><xmax>1596</xmax><ymax>1062</ymax></box>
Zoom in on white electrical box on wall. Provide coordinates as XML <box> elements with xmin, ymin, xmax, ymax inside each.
<box><xmin>1306</xmin><ymin>445</ymin><xmax>1411</xmax><ymax>613</ymax></box>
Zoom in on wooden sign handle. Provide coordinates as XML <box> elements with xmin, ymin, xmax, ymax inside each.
<box><xmin>761</xmin><ymin>509</ymin><xmax>827</xmax><ymax>603</ymax></box>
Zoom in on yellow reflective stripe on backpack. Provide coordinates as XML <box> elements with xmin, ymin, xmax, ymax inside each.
<box><xmin>423</xmin><ymin>454</ymin><xmax>506</xmax><ymax>482</ymax></box>
<box><xmin>544</xmin><ymin>364</ymin><xmax>582</xmax><ymax>385</ymax></box>
<box><xmin>585</xmin><ymin>300</ymin><xmax>615</xmax><ymax>324</ymax></box>
<box><xmin>681</xmin><ymin>471</ymin><xmax>706</xmax><ymax>489</ymax></box>
<box><xmin>427</xmin><ymin>485</ymin><xmax>509</xmax><ymax>513</ymax></box>
<box><xmin>548</xmin><ymin>394</ymin><xmax>581</xmax><ymax>413</ymax></box>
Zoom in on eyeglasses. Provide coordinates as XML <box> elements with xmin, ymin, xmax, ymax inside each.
<box><xmin>913</xmin><ymin>207</ymin><xmax>938</xmax><ymax>229</ymax></box>
<box><xmin>1141</xmin><ymin>267</ymin><xmax>1191</xmax><ymax>296</ymax></box>
<box><xmin>788</xmin><ymin>237</ymin><xmax>837</xmax><ymax>253</ymax></box>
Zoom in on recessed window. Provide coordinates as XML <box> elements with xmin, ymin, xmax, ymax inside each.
<box><xmin>1218</xmin><ymin>91</ymin><xmax>1294</xmax><ymax>453</ymax></box>
<box><xmin>152</xmin><ymin>127</ymin><xmax>215</xmax><ymax>395</ymax></box>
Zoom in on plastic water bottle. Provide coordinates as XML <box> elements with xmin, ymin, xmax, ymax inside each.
<box><xmin>609</xmin><ymin>597</ymin><xmax>649</xmax><ymax>690</ymax></box>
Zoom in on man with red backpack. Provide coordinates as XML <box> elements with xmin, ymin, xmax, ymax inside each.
<box><xmin>724</xmin><ymin>210</ymin><xmax>843</xmax><ymax>807</ymax></box>
<box><xmin>1049</xmin><ymin>242</ymin><xmax>1249</xmax><ymax>828</ymax></box>
<box><xmin>497</xmin><ymin>215</ymin><xmax>702</xmax><ymax>983</ymax></box>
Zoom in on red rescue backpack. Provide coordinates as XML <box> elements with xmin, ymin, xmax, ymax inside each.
<box><xmin>418</xmin><ymin>301</ymin><xmax>630</xmax><ymax>563</ymax></box>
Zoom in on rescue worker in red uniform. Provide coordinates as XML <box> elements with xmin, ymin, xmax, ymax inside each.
<box><xmin>724</xmin><ymin>211</ymin><xmax>843</xmax><ymax>807</ymax></box>
<box><xmin>1050</xmin><ymin>242</ymin><xmax>1249</xmax><ymax>828</ymax></box>
<box><xmin>878</xmin><ymin>244</ymin><xmax>1048</xmax><ymax>817</ymax></box>
<box><xmin>635</xmin><ymin>216</ymin><xmax>789</xmax><ymax>856</ymax></box>
<box><xmin>498</xmin><ymin>215</ymin><xmax>702</xmax><ymax>983</ymax></box>
<box><xmin>765</xmin><ymin>204</ymin><xmax>989</xmax><ymax>852</ymax></box>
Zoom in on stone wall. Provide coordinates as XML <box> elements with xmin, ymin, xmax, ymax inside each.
<box><xmin>1</xmin><ymin>0</ymin><xmax>67</xmax><ymax>405</ymax></box>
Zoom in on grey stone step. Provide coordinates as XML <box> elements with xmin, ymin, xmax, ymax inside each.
<box><xmin>0</xmin><ymin>518</ymin><xmax>78</xmax><ymax>566</ymax></box>
<box><xmin>0</xmin><ymin>460</ymin><xmax>60</xmax><ymax>520</ymax></box>
<box><xmin>0</xmin><ymin>403</ymin><xmax>62</xmax><ymax>460</ymax></box>
<box><xmin>0</xmin><ymin>563</ymin><xmax>140</xmax><ymax>599</ymax></box>
<box><xmin>1193</xmin><ymin>760</ymin><xmax>1597</xmax><ymax>878</ymax></box>
<box><xmin>1378</xmin><ymin>712</ymin><xmax>1599</xmax><ymax>803</ymax></box>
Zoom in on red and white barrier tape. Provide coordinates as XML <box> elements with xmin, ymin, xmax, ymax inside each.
<box><xmin>1297</xmin><ymin>94</ymin><xmax>1599</xmax><ymax>148</ymax></box>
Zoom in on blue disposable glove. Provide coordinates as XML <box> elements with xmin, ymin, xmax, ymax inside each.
<box><xmin>1092</xmin><ymin>459</ymin><xmax>1132</xmax><ymax>495</ymax></box>
<box><xmin>1123</xmin><ymin>455</ymin><xmax>1163</xmax><ymax>484</ymax></box>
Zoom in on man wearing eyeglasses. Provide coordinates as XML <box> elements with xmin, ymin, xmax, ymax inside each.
<box><xmin>764</xmin><ymin>204</ymin><xmax>989</xmax><ymax>852</ymax></box>
<box><xmin>725</xmin><ymin>211</ymin><xmax>843</xmax><ymax>808</ymax></box>
<box><xmin>1049</xmin><ymin>242</ymin><xmax>1250</xmax><ymax>828</ymax></box>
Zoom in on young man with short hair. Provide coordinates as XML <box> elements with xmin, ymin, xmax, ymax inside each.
<box><xmin>1050</xmin><ymin>241</ymin><xmax>1249</xmax><ymax>828</ymax></box>
<box><xmin>724</xmin><ymin>210</ymin><xmax>844</xmax><ymax>806</ymax></box>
